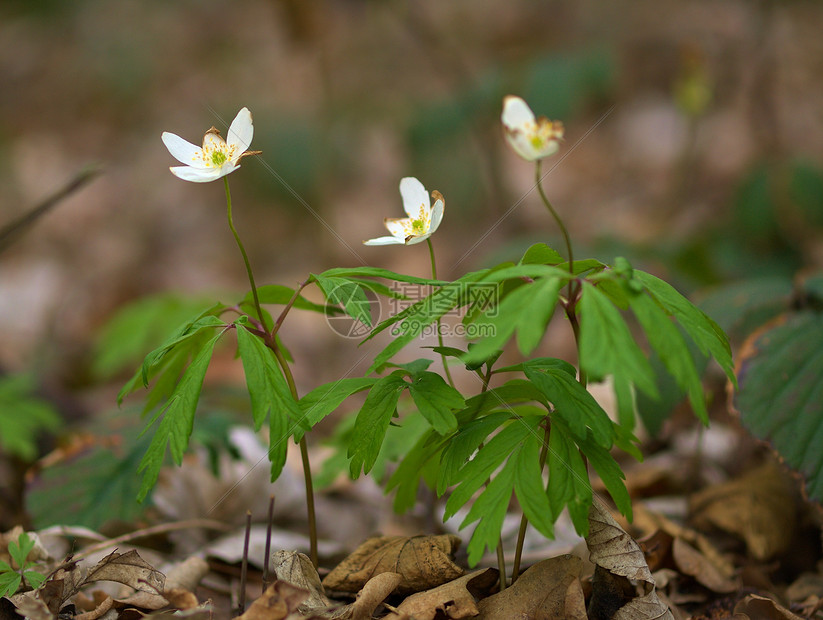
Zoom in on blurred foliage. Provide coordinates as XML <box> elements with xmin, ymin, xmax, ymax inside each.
<box><xmin>0</xmin><ymin>375</ymin><xmax>61</xmax><ymax>461</ymax></box>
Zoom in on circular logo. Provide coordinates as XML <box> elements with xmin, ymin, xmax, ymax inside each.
<box><xmin>323</xmin><ymin>284</ymin><xmax>382</xmax><ymax>339</ymax></box>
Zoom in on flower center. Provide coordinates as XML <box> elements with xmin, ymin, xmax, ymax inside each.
<box><xmin>411</xmin><ymin>218</ymin><xmax>426</xmax><ymax>234</ymax></box>
<box><xmin>211</xmin><ymin>151</ymin><xmax>228</xmax><ymax>166</ymax></box>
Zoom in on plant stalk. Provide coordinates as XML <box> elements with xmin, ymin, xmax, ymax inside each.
<box><xmin>427</xmin><ymin>238</ymin><xmax>456</xmax><ymax>388</ymax></box>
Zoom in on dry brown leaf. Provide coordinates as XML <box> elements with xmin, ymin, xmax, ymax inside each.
<box><xmin>386</xmin><ymin>568</ymin><xmax>498</xmax><ymax>620</ymax></box>
<box><xmin>331</xmin><ymin>572</ymin><xmax>402</xmax><ymax>620</ymax></box>
<box><xmin>163</xmin><ymin>587</ymin><xmax>199</xmax><ymax>610</ymax></box>
<box><xmin>587</xmin><ymin>502</ymin><xmax>674</xmax><ymax>620</ymax></box>
<box><xmin>689</xmin><ymin>461</ymin><xmax>796</xmax><ymax>561</ymax></box>
<box><xmin>165</xmin><ymin>556</ymin><xmax>210</xmax><ymax>592</ymax></box>
<box><xmin>234</xmin><ymin>580</ymin><xmax>310</xmax><ymax>620</ymax></box>
<box><xmin>733</xmin><ymin>593</ymin><xmax>805</xmax><ymax>619</ymax></box>
<box><xmin>671</xmin><ymin>537</ymin><xmax>738</xmax><ymax>593</ymax></box>
<box><xmin>272</xmin><ymin>550</ymin><xmax>332</xmax><ymax>614</ymax></box>
<box><xmin>322</xmin><ymin>535</ymin><xmax>463</xmax><ymax>595</ymax></box>
<box><xmin>85</xmin><ymin>549</ymin><xmax>166</xmax><ymax>594</ymax></box>
<box><xmin>74</xmin><ymin>594</ymin><xmax>113</xmax><ymax>620</ymax></box>
<box><xmin>7</xmin><ymin>591</ymin><xmax>53</xmax><ymax>620</ymax></box>
<box><xmin>477</xmin><ymin>556</ymin><xmax>586</xmax><ymax>620</ymax></box>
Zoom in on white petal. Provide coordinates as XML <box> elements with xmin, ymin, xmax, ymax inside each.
<box><xmin>429</xmin><ymin>197</ymin><xmax>444</xmax><ymax>234</ymax></box>
<box><xmin>405</xmin><ymin>233</ymin><xmax>432</xmax><ymax>245</ymax></box>
<box><xmin>399</xmin><ymin>177</ymin><xmax>430</xmax><ymax>219</ymax></box>
<box><xmin>384</xmin><ymin>218</ymin><xmax>412</xmax><ymax>239</ymax></box>
<box><xmin>227</xmin><ymin>107</ymin><xmax>254</xmax><ymax>154</ymax></box>
<box><xmin>501</xmin><ymin>95</ymin><xmax>535</xmax><ymax>131</ymax></box>
<box><xmin>364</xmin><ymin>236</ymin><xmax>405</xmax><ymax>246</ymax></box>
<box><xmin>169</xmin><ymin>164</ymin><xmax>233</xmax><ymax>183</ymax></box>
<box><xmin>162</xmin><ymin>132</ymin><xmax>208</xmax><ymax>168</ymax></box>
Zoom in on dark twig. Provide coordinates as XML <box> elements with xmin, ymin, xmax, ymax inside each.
<box><xmin>262</xmin><ymin>495</ymin><xmax>275</xmax><ymax>593</ymax></box>
<box><xmin>237</xmin><ymin>511</ymin><xmax>252</xmax><ymax>616</ymax></box>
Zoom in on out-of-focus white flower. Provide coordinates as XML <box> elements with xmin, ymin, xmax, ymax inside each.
<box><xmin>161</xmin><ymin>107</ymin><xmax>260</xmax><ymax>182</ymax></box>
<box><xmin>501</xmin><ymin>96</ymin><xmax>564</xmax><ymax>161</ymax></box>
<box><xmin>364</xmin><ymin>177</ymin><xmax>445</xmax><ymax>246</ymax></box>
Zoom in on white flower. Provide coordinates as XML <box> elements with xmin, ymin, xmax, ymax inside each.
<box><xmin>364</xmin><ymin>177</ymin><xmax>445</xmax><ymax>246</ymax></box>
<box><xmin>501</xmin><ymin>95</ymin><xmax>564</xmax><ymax>161</ymax></box>
<box><xmin>161</xmin><ymin>107</ymin><xmax>260</xmax><ymax>182</ymax></box>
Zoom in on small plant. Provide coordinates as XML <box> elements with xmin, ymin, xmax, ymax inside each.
<box><xmin>0</xmin><ymin>532</ymin><xmax>47</xmax><ymax>596</ymax></box>
<box><xmin>115</xmin><ymin>96</ymin><xmax>734</xmax><ymax>582</ymax></box>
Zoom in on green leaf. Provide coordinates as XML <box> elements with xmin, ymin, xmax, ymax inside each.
<box><xmin>316</xmin><ymin>266</ymin><xmax>443</xmax><ymax>286</ymax></box>
<box><xmin>628</xmin><ymin>289</ymin><xmax>709</xmax><ymax>424</ymax></box>
<box><xmin>461</xmin><ymin>456</ymin><xmax>517</xmax><ymax>566</ymax></box>
<box><xmin>314</xmin><ymin>275</ymin><xmax>373</xmax><ymax>327</ymax></box>
<box><xmin>386</xmin><ymin>429</ymin><xmax>449</xmax><ymax>512</ymax></box>
<box><xmin>136</xmin><ymin>330</ymin><xmax>222</xmax><ymax>501</ymax></box>
<box><xmin>443</xmin><ymin>416</ymin><xmax>541</xmax><ymax>520</ymax></box>
<box><xmin>0</xmin><ymin>375</ymin><xmax>61</xmax><ymax>461</ymax></box>
<box><xmin>547</xmin><ymin>422</ymin><xmax>591</xmax><ymax>535</ymax></box>
<box><xmin>236</xmin><ymin>325</ymin><xmax>305</xmax><ymax>480</ymax></box>
<box><xmin>296</xmin><ymin>377</ymin><xmax>377</xmax><ymax>440</ymax></box>
<box><xmin>24</xmin><ymin>570</ymin><xmax>46</xmax><ymax>589</ymax></box>
<box><xmin>496</xmin><ymin>357</ymin><xmax>577</xmax><ymax>378</ymax></box>
<box><xmin>735</xmin><ymin>311</ymin><xmax>823</xmax><ymax>501</ymax></box>
<box><xmin>579</xmin><ymin>281</ymin><xmax>659</xmax><ymax>403</ymax></box>
<box><xmin>0</xmin><ymin>572</ymin><xmax>21</xmax><ymax>597</ymax></box>
<box><xmin>578</xmin><ymin>433</ymin><xmax>631</xmax><ymax>519</ymax></box>
<box><xmin>523</xmin><ymin>364</ymin><xmax>612</xmax><ymax>447</ymax></box>
<box><xmin>0</xmin><ymin>560</ymin><xmax>12</xmax><ymax>572</ymax></box>
<box><xmin>438</xmin><ymin>411</ymin><xmax>512</xmax><ymax>495</ymax></box>
<box><xmin>514</xmin><ymin>434</ymin><xmax>554</xmax><ymax>539</ymax></box>
<box><xmin>407</xmin><ymin>372</ymin><xmax>463</xmax><ymax>434</ymax></box>
<box><xmin>464</xmin><ymin>276</ymin><xmax>562</xmax><ymax>363</ymax></box>
<box><xmin>635</xmin><ymin>270</ymin><xmax>735</xmax><ymax>385</ymax></box>
<box><xmin>348</xmin><ymin>372</ymin><xmax>408</xmax><ymax>477</ymax></box>
<box><xmin>520</xmin><ymin>242</ymin><xmax>563</xmax><ymax>265</ymax></box>
<box><xmin>9</xmin><ymin>533</ymin><xmax>33</xmax><ymax>568</ymax></box>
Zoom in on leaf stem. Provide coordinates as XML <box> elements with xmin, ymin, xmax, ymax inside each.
<box><xmin>224</xmin><ymin>177</ymin><xmax>267</xmax><ymax>331</ymax></box>
<box><xmin>535</xmin><ymin>160</ymin><xmax>574</xmax><ymax>279</ymax></box>
<box><xmin>427</xmin><ymin>238</ymin><xmax>456</xmax><ymax>389</ymax></box>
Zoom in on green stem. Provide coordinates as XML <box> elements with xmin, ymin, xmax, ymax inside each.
<box><xmin>224</xmin><ymin>177</ymin><xmax>267</xmax><ymax>332</ymax></box>
<box><xmin>223</xmin><ymin>178</ymin><xmax>318</xmax><ymax>567</ymax></box>
<box><xmin>535</xmin><ymin>160</ymin><xmax>574</xmax><ymax>278</ymax></box>
<box><xmin>427</xmin><ymin>238</ymin><xmax>456</xmax><ymax>389</ymax></box>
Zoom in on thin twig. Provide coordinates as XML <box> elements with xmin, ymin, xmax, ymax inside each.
<box><xmin>237</xmin><ymin>511</ymin><xmax>252</xmax><ymax>616</ymax></box>
<box><xmin>262</xmin><ymin>495</ymin><xmax>275</xmax><ymax>593</ymax></box>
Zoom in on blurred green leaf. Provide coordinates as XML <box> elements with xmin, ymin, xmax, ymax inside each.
<box><xmin>0</xmin><ymin>375</ymin><xmax>61</xmax><ymax>461</ymax></box>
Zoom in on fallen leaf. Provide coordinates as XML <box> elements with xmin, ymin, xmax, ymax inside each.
<box><xmin>733</xmin><ymin>593</ymin><xmax>805</xmax><ymax>619</ymax></box>
<box><xmin>271</xmin><ymin>550</ymin><xmax>332</xmax><ymax>614</ymax></box>
<box><xmin>234</xmin><ymin>580</ymin><xmax>310</xmax><ymax>620</ymax></box>
<box><xmin>85</xmin><ymin>549</ymin><xmax>166</xmax><ymax>594</ymax></box>
<box><xmin>322</xmin><ymin>535</ymin><xmax>463</xmax><ymax>595</ymax></box>
<box><xmin>689</xmin><ymin>461</ymin><xmax>796</xmax><ymax>560</ymax></box>
<box><xmin>165</xmin><ymin>556</ymin><xmax>210</xmax><ymax>592</ymax></box>
<box><xmin>7</xmin><ymin>591</ymin><xmax>53</xmax><ymax>620</ymax></box>
<box><xmin>74</xmin><ymin>594</ymin><xmax>113</xmax><ymax>620</ymax></box>
<box><xmin>163</xmin><ymin>588</ymin><xmax>199</xmax><ymax>610</ymax></box>
<box><xmin>587</xmin><ymin>502</ymin><xmax>674</xmax><ymax>620</ymax></box>
<box><xmin>332</xmin><ymin>572</ymin><xmax>402</xmax><ymax>619</ymax></box>
<box><xmin>386</xmin><ymin>568</ymin><xmax>498</xmax><ymax>620</ymax></box>
<box><xmin>671</xmin><ymin>538</ymin><xmax>738</xmax><ymax>593</ymax></box>
<box><xmin>477</xmin><ymin>556</ymin><xmax>586</xmax><ymax>620</ymax></box>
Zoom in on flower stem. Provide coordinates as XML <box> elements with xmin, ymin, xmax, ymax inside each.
<box><xmin>224</xmin><ymin>177</ymin><xmax>267</xmax><ymax>331</ymax></box>
<box><xmin>223</xmin><ymin>178</ymin><xmax>318</xmax><ymax>567</ymax></box>
<box><xmin>535</xmin><ymin>160</ymin><xmax>574</xmax><ymax>280</ymax></box>
<box><xmin>427</xmin><ymin>238</ymin><xmax>456</xmax><ymax>389</ymax></box>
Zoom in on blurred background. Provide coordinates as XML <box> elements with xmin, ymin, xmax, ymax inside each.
<box><xmin>2</xmin><ymin>0</ymin><xmax>823</xmax><ymax>530</ymax></box>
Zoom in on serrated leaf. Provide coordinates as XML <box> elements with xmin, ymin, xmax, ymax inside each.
<box><xmin>236</xmin><ymin>325</ymin><xmax>305</xmax><ymax>480</ymax></box>
<box><xmin>735</xmin><ymin>311</ymin><xmax>823</xmax><ymax>501</ymax></box>
<box><xmin>496</xmin><ymin>356</ymin><xmax>578</xmax><ymax>377</ymax></box>
<box><xmin>408</xmin><ymin>372</ymin><xmax>463</xmax><ymax>434</ymax></box>
<box><xmin>524</xmin><ymin>364</ymin><xmax>612</xmax><ymax>447</ymax></box>
<box><xmin>296</xmin><ymin>377</ymin><xmax>377</xmax><ymax>441</ymax></box>
<box><xmin>579</xmin><ymin>281</ymin><xmax>659</xmax><ymax>403</ymax></box>
<box><xmin>635</xmin><ymin>270</ymin><xmax>735</xmax><ymax>385</ymax></box>
<box><xmin>578</xmin><ymin>433</ymin><xmax>631</xmax><ymax>519</ymax></box>
<box><xmin>0</xmin><ymin>375</ymin><xmax>61</xmax><ymax>461</ymax></box>
<box><xmin>629</xmin><ymin>289</ymin><xmax>708</xmax><ymax>424</ymax></box>
<box><xmin>464</xmin><ymin>276</ymin><xmax>562</xmax><ymax>364</ymax></box>
<box><xmin>348</xmin><ymin>372</ymin><xmax>408</xmax><ymax>477</ymax></box>
<box><xmin>0</xmin><ymin>572</ymin><xmax>20</xmax><ymax>597</ymax></box>
<box><xmin>246</xmin><ymin>284</ymin><xmax>332</xmax><ymax>314</ymax></box>
<box><xmin>136</xmin><ymin>330</ymin><xmax>222</xmax><ymax>501</ymax></box>
<box><xmin>444</xmin><ymin>416</ymin><xmax>541</xmax><ymax>521</ymax></box>
<box><xmin>24</xmin><ymin>570</ymin><xmax>46</xmax><ymax>589</ymax></box>
<box><xmin>462</xmin><ymin>456</ymin><xmax>518</xmax><ymax>566</ymax></box>
<box><xmin>316</xmin><ymin>266</ymin><xmax>443</xmax><ymax>286</ymax></box>
<box><xmin>386</xmin><ymin>429</ymin><xmax>449</xmax><ymax>512</ymax></box>
<box><xmin>547</xmin><ymin>422</ymin><xmax>591</xmax><ymax>535</ymax></box>
<box><xmin>314</xmin><ymin>275</ymin><xmax>373</xmax><ymax>327</ymax></box>
<box><xmin>514</xmin><ymin>434</ymin><xmax>554</xmax><ymax>539</ymax></box>
<box><xmin>438</xmin><ymin>411</ymin><xmax>512</xmax><ymax>495</ymax></box>
<box><xmin>9</xmin><ymin>533</ymin><xmax>33</xmax><ymax>568</ymax></box>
